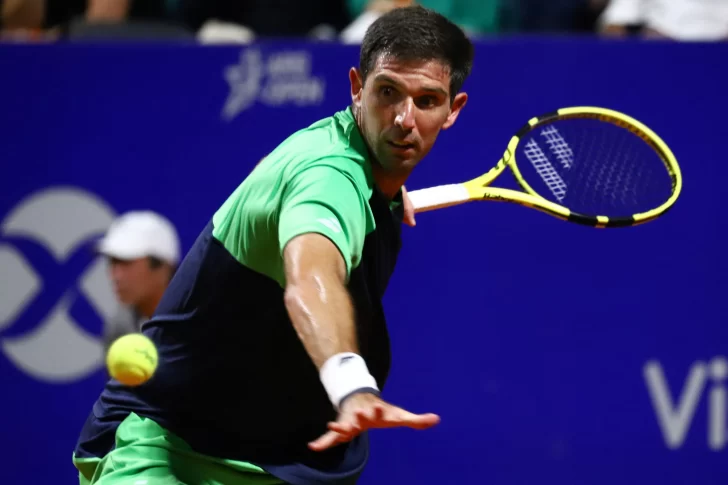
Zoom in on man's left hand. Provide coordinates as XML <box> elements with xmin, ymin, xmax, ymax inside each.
<box><xmin>402</xmin><ymin>186</ymin><xmax>416</xmax><ymax>227</ymax></box>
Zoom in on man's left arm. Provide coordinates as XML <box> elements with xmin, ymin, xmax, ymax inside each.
<box><xmin>401</xmin><ymin>185</ymin><xmax>415</xmax><ymax>227</ymax></box>
<box><xmin>86</xmin><ymin>0</ymin><xmax>131</xmax><ymax>22</ymax></box>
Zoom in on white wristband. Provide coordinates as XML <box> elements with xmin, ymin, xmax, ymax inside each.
<box><xmin>320</xmin><ymin>352</ymin><xmax>379</xmax><ymax>409</ymax></box>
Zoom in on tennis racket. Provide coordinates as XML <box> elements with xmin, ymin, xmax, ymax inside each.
<box><xmin>407</xmin><ymin>107</ymin><xmax>682</xmax><ymax>228</ymax></box>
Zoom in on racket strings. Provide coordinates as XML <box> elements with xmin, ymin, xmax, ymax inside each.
<box><xmin>581</xmin><ymin>131</ymin><xmax>652</xmax><ymax>210</ymax></box>
<box><xmin>516</xmin><ymin>119</ymin><xmax>672</xmax><ymax>217</ymax></box>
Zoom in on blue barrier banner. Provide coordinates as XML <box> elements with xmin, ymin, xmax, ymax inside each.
<box><xmin>0</xmin><ymin>38</ymin><xmax>727</xmax><ymax>484</ymax></box>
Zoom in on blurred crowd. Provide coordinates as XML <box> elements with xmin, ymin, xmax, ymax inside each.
<box><xmin>1</xmin><ymin>0</ymin><xmax>727</xmax><ymax>43</ymax></box>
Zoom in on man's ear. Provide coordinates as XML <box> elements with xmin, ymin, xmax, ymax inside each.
<box><xmin>349</xmin><ymin>67</ymin><xmax>364</xmax><ymax>108</ymax></box>
<box><xmin>442</xmin><ymin>92</ymin><xmax>468</xmax><ymax>130</ymax></box>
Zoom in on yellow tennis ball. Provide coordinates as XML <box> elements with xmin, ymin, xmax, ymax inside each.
<box><xmin>106</xmin><ymin>333</ymin><xmax>158</xmax><ymax>386</ymax></box>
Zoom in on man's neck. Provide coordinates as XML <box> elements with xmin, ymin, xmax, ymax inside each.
<box><xmin>372</xmin><ymin>163</ymin><xmax>407</xmax><ymax>200</ymax></box>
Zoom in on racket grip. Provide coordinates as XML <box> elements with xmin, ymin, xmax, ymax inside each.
<box><xmin>407</xmin><ymin>184</ymin><xmax>471</xmax><ymax>213</ymax></box>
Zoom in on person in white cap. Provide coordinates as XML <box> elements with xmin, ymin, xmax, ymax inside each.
<box><xmin>96</xmin><ymin>210</ymin><xmax>180</xmax><ymax>350</ymax></box>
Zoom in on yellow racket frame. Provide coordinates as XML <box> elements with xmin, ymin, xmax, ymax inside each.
<box><xmin>460</xmin><ymin>107</ymin><xmax>682</xmax><ymax>228</ymax></box>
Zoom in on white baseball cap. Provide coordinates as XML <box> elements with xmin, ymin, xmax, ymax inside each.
<box><xmin>97</xmin><ymin>211</ymin><xmax>180</xmax><ymax>265</ymax></box>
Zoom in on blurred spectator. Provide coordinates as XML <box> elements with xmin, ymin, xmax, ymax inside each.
<box><xmin>96</xmin><ymin>211</ymin><xmax>180</xmax><ymax>351</ymax></box>
<box><xmin>210</xmin><ymin>0</ymin><xmax>351</xmax><ymax>39</ymax></box>
<box><xmin>0</xmin><ymin>0</ymin><xmax>171</xmax><ymax>32</ymax></box>
<box><xmin>598</xmin><ymin>0</ymin><xmax>728</xmax><ymax>41</ymax></box>
<box><xmin>341</xmin><ymin>0</ymin><xmax>411</xmax><ymax>43</ymax></box>
<box><xmin>1</xmin><ymin>0</ymin><xmax>353</xmax><ymax>41</ymax></box>
<box><xmin>503</xmin><ymin>0</ymin><xmax>608</xmax><ymax>33</ymax></box>
<box><xmin>341</xmin><ymin>0</ymin><xmax>501</xmax><ymax>43</ymax></box>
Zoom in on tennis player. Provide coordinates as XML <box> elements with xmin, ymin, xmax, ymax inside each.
<box><xmin>72</xmin><ymin>5</ymin><xmax>473</xmax><ymax>485</ymax></box>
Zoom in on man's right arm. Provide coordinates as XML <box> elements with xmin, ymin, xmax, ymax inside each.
<box><xmin>278</xmin><ymin>164</ymin><xmax>439</xmax><ymax>452</ymax></box>
<box><xmin>282</xmin><ymin>232</ymin><xmax>358</xmax><ymax>371</ymax></box>
<box><xmin>278</xmin><ymin>165</ymin><xmax>377</xmax><ymax>407</ymax></box>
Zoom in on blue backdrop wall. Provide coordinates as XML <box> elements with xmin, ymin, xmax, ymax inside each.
<box><xmin>0</xmin><ymin>38</ymin><xmax>726</xmax><ymax>484</ymax></box>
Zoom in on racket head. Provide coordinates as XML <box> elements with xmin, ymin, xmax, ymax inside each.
<box><xmin>501</xmin><ymin>107</ymin><xmax>682</xmax><ymax>227</ymax></box>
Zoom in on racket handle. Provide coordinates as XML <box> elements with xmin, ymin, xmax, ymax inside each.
<box><xmin>407</xmin><ymin>184</ymin><xmax>471</xmax><ymax>213</ymax></box>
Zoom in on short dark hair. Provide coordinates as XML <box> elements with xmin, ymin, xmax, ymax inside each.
<box><xmin>359</xmin><ymin>5</ymin><xmax>474</xmax><ymax>102</ymax></box>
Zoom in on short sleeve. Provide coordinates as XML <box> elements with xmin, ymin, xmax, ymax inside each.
<box><xmin>279</xmin><ymin>165</ymin><xmax>368</xmax><ymax>279</ymax></box>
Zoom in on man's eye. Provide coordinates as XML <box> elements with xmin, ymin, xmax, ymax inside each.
<box><xmin>380</xmin><ymin>86</ymin><xmax>394</xmax><ymax>97</ymax></box>
<box><xmin>417</xmin><ymin>96</ymin><xmax>436</xmax><ymax>108</ymax></box>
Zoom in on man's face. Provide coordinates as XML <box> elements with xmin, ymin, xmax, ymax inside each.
<box><xmin>108</xmin><ymin>257</ymin><xmax>161</xmax><ymax>307</ymax></box>
<box><xmin>350</xmin><ymin>55</ymin><xmax>467</xmax><ymax>175</ymax></box>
